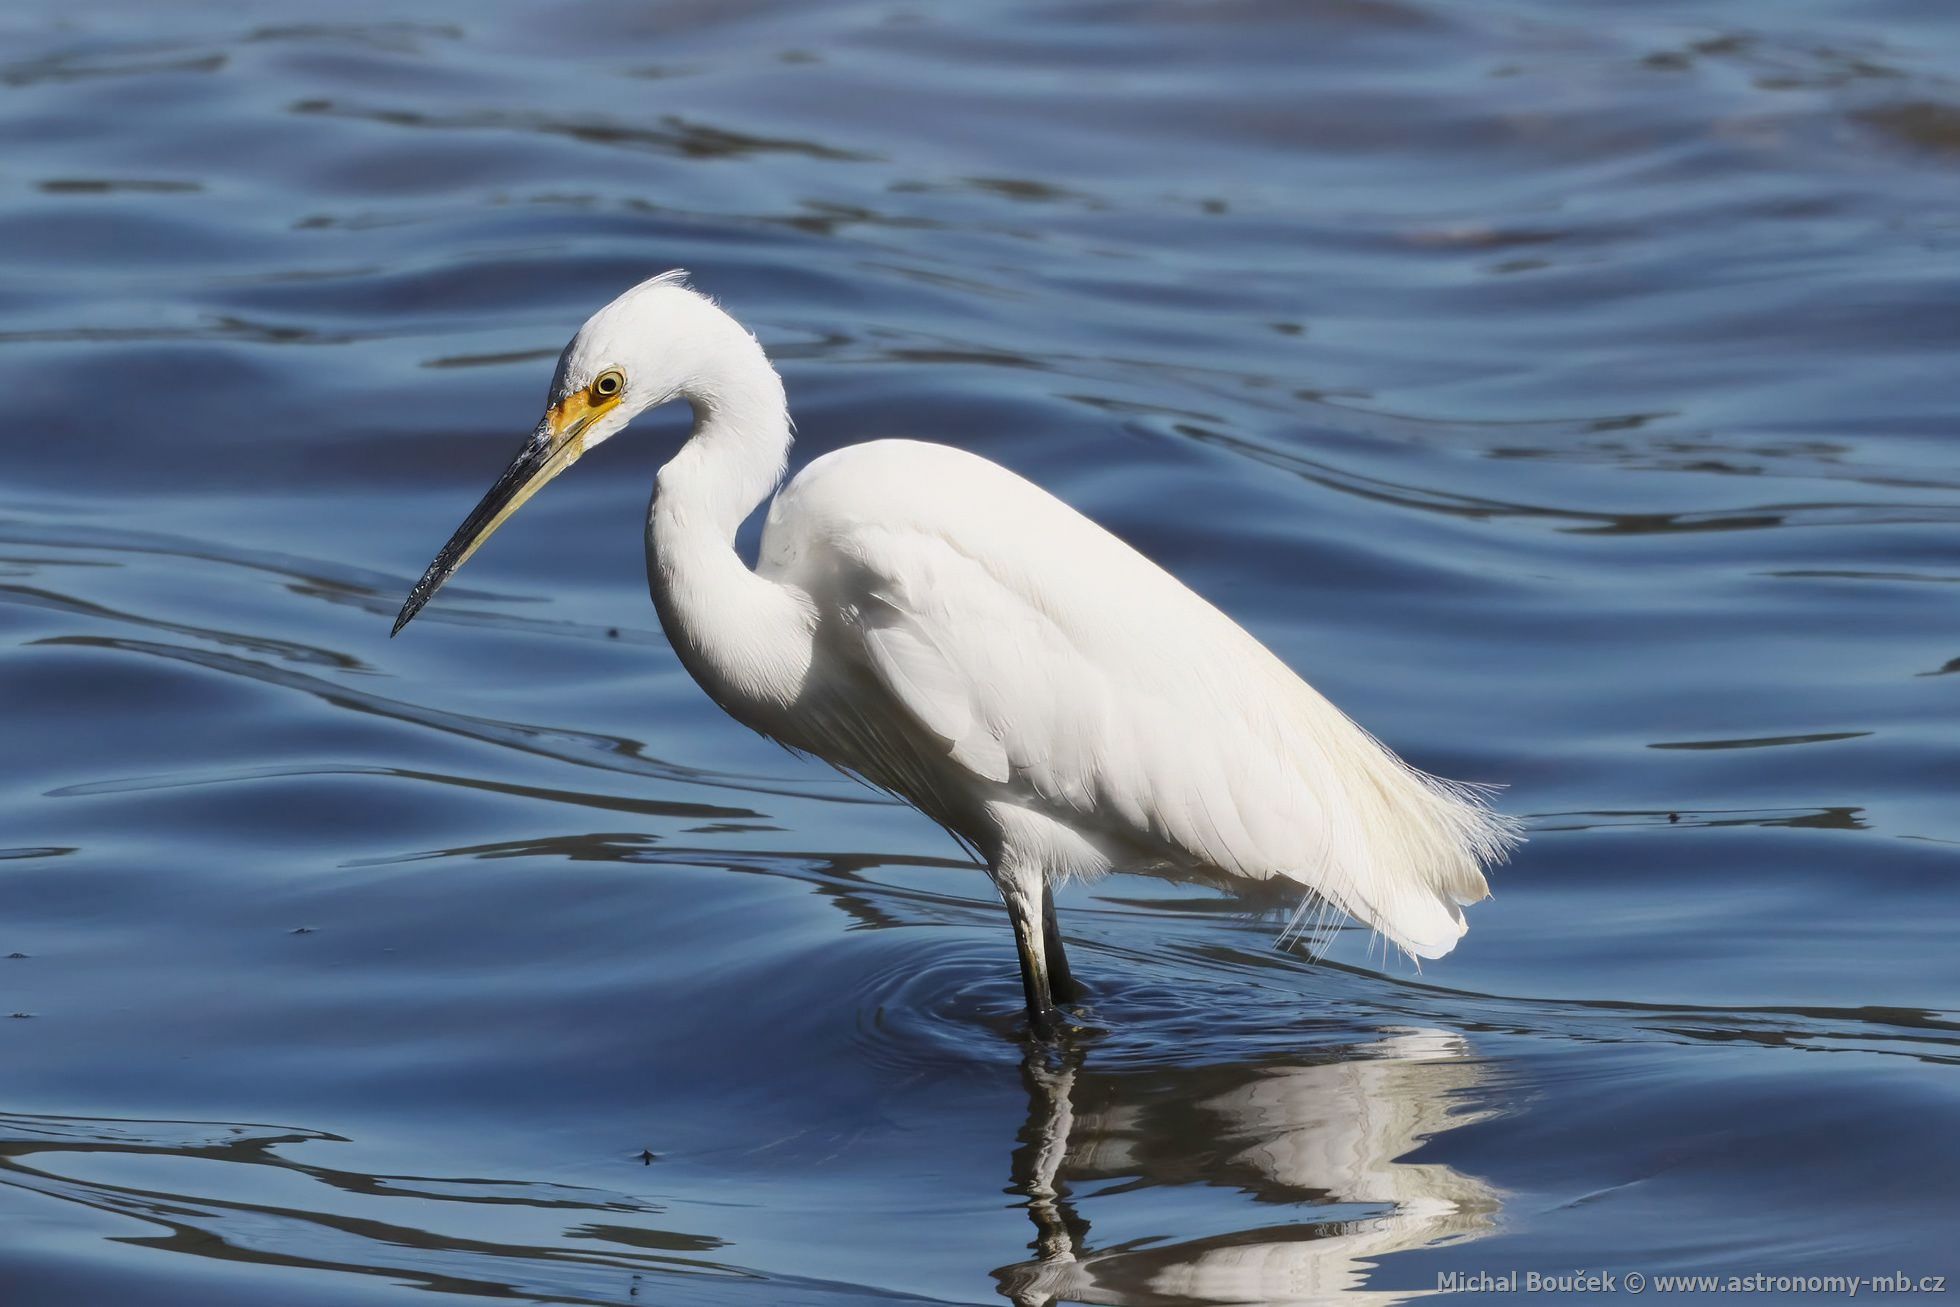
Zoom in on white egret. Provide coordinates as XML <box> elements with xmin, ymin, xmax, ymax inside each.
<box><xmin>394</xmin><ymin>271</ymin><xmax>1518</xmax><ymax>1037</ymax></box>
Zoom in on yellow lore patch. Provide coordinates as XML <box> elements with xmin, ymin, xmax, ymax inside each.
<box><xmin>545</xmin><ymin>386</ymin><xmax>622</xmax><ymax>448</ymax></box>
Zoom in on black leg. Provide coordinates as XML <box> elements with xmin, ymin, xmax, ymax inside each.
<box><xmin>1041</xmin><ymin>886</ymin><xmax>1079</xmax><ymax>1006</ymax></box>
<box><xmin>1000</xmin><ymin>867</ymin><xmax>1060</xmax><ymax>1040</ymax></box>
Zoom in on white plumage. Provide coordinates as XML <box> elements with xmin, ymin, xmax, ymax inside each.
<box><xmin>396</xmin><ymin>271</ymin><xmax>1518</xmax><ymax>1035</ymax></box>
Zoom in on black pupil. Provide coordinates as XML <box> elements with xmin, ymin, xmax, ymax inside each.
<box><xmin>597</xmin><ymin>376</ymin><xmax>616</xmax><ymax>394</ymax></box>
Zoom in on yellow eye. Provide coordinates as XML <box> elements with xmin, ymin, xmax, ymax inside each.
<box><xmin>591</xmin><ymin>369</ymin><xmax>624</xmax><ymax>399</ymax></box>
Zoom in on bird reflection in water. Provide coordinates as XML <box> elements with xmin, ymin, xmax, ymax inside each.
<box><xmin>994</xmin><ymin>1029</ymin><xmax>1499</xmax><ymax>1306</ymax></box>
<box><xmin>0</xmin><ymin>1030</ymin><xmax>1498</xmax><ymax>1303</ymax></box>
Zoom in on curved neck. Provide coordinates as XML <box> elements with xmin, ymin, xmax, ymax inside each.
<box><xmin>658</xmin><ymin>335</ymin><xmax>792</xmax><ymax>540</ymax></box>
<box><xmin>647</xmin><ymin>334</ymin><xmax>811</xmax><ymax>719</ymax></box>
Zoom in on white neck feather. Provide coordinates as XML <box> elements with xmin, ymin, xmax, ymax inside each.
<box><xmin>658</xmin><ymin>329</ymin><xmax>791</xmax><ymax>538</ymax></box>
<box><xmin>645</xmin><ymin>327</ymin><xmax>813</xmax><ymax>721</ymax></box>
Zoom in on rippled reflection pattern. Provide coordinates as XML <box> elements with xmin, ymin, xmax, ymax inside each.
<box><xmin>2</xmin><ymin>0</ymin><xmax>1957</xmax><ymax>1303</ymax></box>
<box><xmin>998</xmin><ymin>1030</ymin><xmax>1496</xmax><ymax>1307</ymax></box>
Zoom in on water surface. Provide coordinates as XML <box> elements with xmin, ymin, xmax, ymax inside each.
<box><xmin>1</xmin><ymin>1</ymin><xmax>1956</xmax><ymax>1303</ymax></box>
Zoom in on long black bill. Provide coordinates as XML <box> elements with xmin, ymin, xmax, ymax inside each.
<box><xmin>392</xmin><ymin>425</ymin><xmax>558</xmax><ymax>636</ymax></box>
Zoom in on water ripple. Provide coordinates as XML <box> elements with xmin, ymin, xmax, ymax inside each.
<box><xmin>4</xmin><ymin>0</ymin><xmax>1957</xmax><ymax>1296</ymax></box>
<box><xmin>0</xmin><ymin>1113</ymin><xmax>949</xmax><ymax>1306</ymax></box>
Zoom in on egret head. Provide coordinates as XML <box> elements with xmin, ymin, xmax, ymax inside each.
<box><xmin>393</xmin><ymin>269</ymin><xmax>710</xmax><ymax>635</ymax></box>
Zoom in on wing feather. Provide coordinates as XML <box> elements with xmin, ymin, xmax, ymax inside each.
<box><xmin>861</xmin><ymin>619</ymin><xmax>1011</xmax><ymax>783</ymax></box>
<box><xmin>766</xmin><ymin>440</ymin><xmax>1518</xmax><ymax>959</ymax></box>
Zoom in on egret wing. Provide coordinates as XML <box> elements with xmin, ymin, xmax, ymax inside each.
<box><xmin>860</xmin><ymin>618</ymin><xmax>1011</xmax><ymax>783</ymax></box>
<box><xmin>769</xmin><ymin>440</ymin><xmax>1512</xmax><ymax>959</ymax></box>
<box><xmin>837</xmin><ymin>520</ymin><xmax>1315</xmax><ymax>871</ymax></box>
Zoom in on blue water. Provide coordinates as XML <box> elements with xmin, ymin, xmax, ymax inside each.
<box><xmin>1</xmin><ymin>1</ymin><xmax>1956</xmax><ymax>1303</ymax></box>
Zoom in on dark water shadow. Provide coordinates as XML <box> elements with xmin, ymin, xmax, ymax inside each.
<box><xmin>0</xmin><ymin>45</ymin><xmax>227</xmax><ymax>88</ymax></box>
<box><xmin>288</xmin><ymin>98</ymin><xmax>877</xmax><ymax>163</ymax></box>
<box><xmin>1531</xmin><ymin>806</ymin><xmax>1869</xmax><ymax>832</ymax></box>
<box><xmin>1646</xmin><ymin>731</ymin><xmax>1871</xmax><ymax>751</ymax></box>
<box><xmin>0</xmin><ymin>581</ymin><xmax>373</xmax><ymax>673</ymax></box>
<box><xmin>48</xmin><ymin>762</ymin><xmax>761</xmax><ymax>824</ymax></box>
